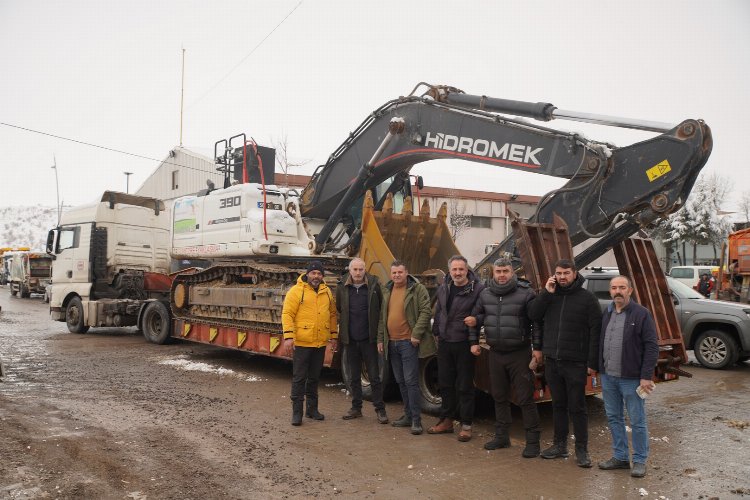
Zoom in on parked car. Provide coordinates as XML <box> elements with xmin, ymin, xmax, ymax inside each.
<box><xmin>582</xmin><ymin>269</ymin><xmax>750</xmax><ymax>370</ymax></box>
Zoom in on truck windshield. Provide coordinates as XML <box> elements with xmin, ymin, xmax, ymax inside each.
<box><xmin>30</xmin><ymin>258</ymin><xmax>52</xmax><ymax>277</ymax></box>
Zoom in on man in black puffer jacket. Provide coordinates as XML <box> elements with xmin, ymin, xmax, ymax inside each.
<box><xmin>470</xmin><ymin>258</ymin><xmax>542</xmax><ymax>458</ymax></box>
<box><xmin>528</xmin><ymin>259</ymin><xmax>602</xmax><ymax>468</ymax></box>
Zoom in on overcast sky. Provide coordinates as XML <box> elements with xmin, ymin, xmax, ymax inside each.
<box><xmin>1</xmin><ymin>1</ymin><xmax>747</xmax><ymax>212</ymax></box>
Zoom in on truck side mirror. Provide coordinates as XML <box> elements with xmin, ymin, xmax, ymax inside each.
<box><xmin>415</xmin><ymin>176</ymin><xmax>424</xmax><ymax>190</ymax></box>
<box><xmin>45</xmin><ymin>229</ymin><xmax>58</xmax><ymax>259</ymax></box>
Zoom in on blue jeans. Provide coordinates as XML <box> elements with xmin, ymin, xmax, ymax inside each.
<box><xmin>389</xmin><ymin>340</ymin><xmax>422</xmax><ymax>423</ymax></box>
<box><xmin>600</xmin><ymin>373</ymin><xmax>649</xmax><ymax>464</ymax></box>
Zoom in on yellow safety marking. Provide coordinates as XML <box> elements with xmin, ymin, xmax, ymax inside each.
<box><xmin>238</xmin><ymin>331</ymin><xmax>247</xmax><ymax>347</ymax></box>
<box><xmin>209</xmin><ymin>327</ymin><xmax>218</xmax><ymax>342</ymax></box>
<box><xmin>182</xmin><ymin>323</ymin><xmax>191</xmax><ymax>337</ymax></box>
<box><xmin>270</xmin><ymin>336</ymin><xmax>281</xmax><ymax>352</ymax></box>
<box><xmin>646</xmin><ymin>160</ymin><xmax>672</xmax><ymax>182</ymax></box>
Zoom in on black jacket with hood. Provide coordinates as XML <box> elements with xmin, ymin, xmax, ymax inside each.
<box><xmin>528</xmin><ymin>273</ymin><xmax>602</xmax><ymax>368</ymax></box>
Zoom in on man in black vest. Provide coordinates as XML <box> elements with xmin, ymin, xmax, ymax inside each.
<box><xmin>529</xmin><ymin>259</ymin><xmax>602</xmax><ymax>468</ymax></box>
<box><xmin>470</xmin><ymin>258</ymin><xmax>542</xmax><ymax>457</ymax></box>
<box><xmin>336</xmin><ymin>258</ymin><xmax>389</xmax><ymax>424</ymax></box>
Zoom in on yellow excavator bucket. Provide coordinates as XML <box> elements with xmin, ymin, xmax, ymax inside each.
<box><xmin>358</xmin><ymin>191</ymin><xmax>461</xmax><ymax>295</ymax></box>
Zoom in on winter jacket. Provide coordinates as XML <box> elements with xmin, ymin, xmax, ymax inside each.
<box><xmin>336</xmin><ymin>272</ymin><xmax>383</xmax><ymax>345</ymax></box>
<box><xmin>470</xmin><ymin>277</ymin><xmax>539</xmax><ymax>352</ymax></box>
<box><xmin>528</xmin><ymin>273</ymin><xmax>602</xmax><ymax>369</ymax></box>
<box><xmin>432</xmin><ymin>270</ymin><xmax>485</xmax><ymax>344</ymax></box>
<box><xmin>377</xmin><ymin>275</ymin><xmax>436</xmax><ymax>359</ymax></box>
<box><xmin>599</xmin><ymin>300</ymin><xmax>659</xmax><ymax>380</ymax></box>
<box><xmin>282</xmin><ymin>274</ymin><xmax>338</xmax><ymax>348</ymax></box>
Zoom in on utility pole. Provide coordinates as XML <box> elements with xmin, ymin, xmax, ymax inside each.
<box><xmin>51</xmin><ymin>155</ymin><xmax>60</xmax><ymax>224</ymax></box>
<box><xmin>180</xmin><ymin>46</ymin><xmax>185</xmax><ymax>147</ymax></box>
<box><xmin>124</xmin><ymin>171</ymin><xmax>133</xmax><ymax>193</ymax></box>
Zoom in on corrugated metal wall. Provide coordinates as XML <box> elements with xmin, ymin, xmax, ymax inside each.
<box><xmin>135</xmin><ymin>147</ymin><xmax>224</xmax><ymax>205</ymax></box>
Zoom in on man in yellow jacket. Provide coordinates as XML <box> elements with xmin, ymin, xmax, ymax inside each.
<box><xmin>282</xmin><ymin>261</ymin><xmax>338</xmax><ymax>426</ymax></box>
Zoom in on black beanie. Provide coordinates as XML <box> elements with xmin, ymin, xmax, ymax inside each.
<box><xmin>306</xmin><ymin>260</ymin><xmax>325</xmax><ymax>274</ymax></box>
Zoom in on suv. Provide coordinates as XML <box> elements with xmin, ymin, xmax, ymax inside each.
<box><xmin>582</xmin><ymin>269</ymin><xmax>750</xmax><ymax>370</ymax></box>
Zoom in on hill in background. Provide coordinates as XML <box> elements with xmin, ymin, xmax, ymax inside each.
<box><xmin>0</xmin><ymin>206</ymin><xmax>58</xmax><ymax>251</ymax></box>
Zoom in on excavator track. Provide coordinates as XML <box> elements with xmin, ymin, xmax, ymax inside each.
<box><xmin>170</xmin><ymin>260</ymin><xmax>347</xmax><ymax>333</ymax></box>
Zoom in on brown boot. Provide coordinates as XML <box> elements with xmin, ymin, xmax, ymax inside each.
<box><xmin>458</xmin><ymin>425</ymin><xmax>472</xmax><ymax>442</ymax></box>
<box><xmin>427</xmin><ymin>418</ymin><xmax>454</xmax><ymax>434</ymax></box>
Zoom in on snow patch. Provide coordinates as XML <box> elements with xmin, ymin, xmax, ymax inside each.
<box><xmin>159</xmin><ymin>355</ymin><xmax>263</xmax><ymax>382</ymax></box>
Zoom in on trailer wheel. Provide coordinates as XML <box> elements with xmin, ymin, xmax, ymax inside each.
<box><xmin>142</xmin><ymin>301</ymin><xmax>172</xmax><ymax>345</ymax></box>
<box><xmin>65</xmin><ymin>297</ymin><xmax>89</xmax><ymax>334</ymax></box>
<box><xmin>418</xmin><ymin>355</ymin><xmax>442</xmax><ymax>415</ymax></box>
<box><xmin>694</xmin><ymin>330</ymin><xmax>739</xmax><ymax>369</ymax></box>
<box><xmin>340</xmin><ymin>344</ymin><xmax>391</xmax><ymax>401</ymax></box>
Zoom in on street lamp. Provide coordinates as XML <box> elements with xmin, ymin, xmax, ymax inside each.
<box><xmin>51</xmin><ymin>156</ymin><xmax>60</xmax><ymax>224</ymax></box>
<box><xmin>124</xmin><ymin>171</ymin><xmax>133</xmax><ymax>194</ymax></box>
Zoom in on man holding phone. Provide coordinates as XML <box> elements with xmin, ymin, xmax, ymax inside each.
<box><xmin>529</xmin><ymin>259</ymin><xmax>602</xmax><ymax>468</ymax></box>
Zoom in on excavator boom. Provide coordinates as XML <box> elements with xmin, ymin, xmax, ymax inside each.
<box><xmin>300</xmin><ymin>84</ymin><xmax>712</xmax><ymax>266</ymax></box>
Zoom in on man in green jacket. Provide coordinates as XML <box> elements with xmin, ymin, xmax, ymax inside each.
<box><xmin>377</xmin><ymin>260</ymin><xmax>435</xmax><ymax>435</ymax></box>
<box><xmin>336</xmin><ymin>257</ymin><xmax>388</xmax><ymax>424</ymax></box>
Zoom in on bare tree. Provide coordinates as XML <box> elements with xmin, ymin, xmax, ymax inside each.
<box><xmin>447</xmin><ymin>188</ymin><xmax>471</xmax><ymax>242</ymax></box>
<box><xmin>273</xmin><ymin>133</ymin><xmax>310</xmax><ymax>187</ymax></box>
<box><xmin>738</xmin><ymin>190</ymin><xmax>750</xmax><ymax>224</ymax></box>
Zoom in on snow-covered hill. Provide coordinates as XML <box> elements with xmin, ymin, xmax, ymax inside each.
<box><xmin>0</xmin><ymin>206</ymin><xmax>58</xmax><ymax>251</ymax></box>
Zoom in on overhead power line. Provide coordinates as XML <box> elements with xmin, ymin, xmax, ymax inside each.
<box><xmin>186</xmin><ymin>0</ymin><xmax>304</xmax><ymax>110</ymax></box>
<box><xmin>0</xmin><ymin>121</ymin><xmax>219</xmax><ymax>175</ymax></box>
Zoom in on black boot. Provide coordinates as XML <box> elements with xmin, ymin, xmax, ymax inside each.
<box><xmin>306</xmin><ymin>403</ymin><xmax>325</xmax><ymax>421</ymax></box>
<box><xmin>522</xmin><ymin>430</ymin><xmax>541</xmax><ymax>458</ymax></box>
<box><xmin>291</xmin><ymin>401</ymin><xmax>303</xmax><ymax>426</ymax></box>
<box><xmin>484</xmin><ymin>430</ymin><xmax>511</xmax><ymax>450</ymax></box>
<box><xmin>575</xmin><ymin>445</ymin><xmax>592</xmax><ymax>468</ymax></box>
<box><xmin>541</xmin><ymin>441</ymin><xmax>569</xmax><ymax>459</ymax></box>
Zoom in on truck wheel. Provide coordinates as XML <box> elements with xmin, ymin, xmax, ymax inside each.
<box><xmin>340</xmin><ymin>344</ymin><xmax>391</xmax><ymax>401</ymax></box>
<box><xmin>10</xmin><ymin>286</ymin><xmax>17</xmax><ymax>297</ymax></box>
<box><xmin>65</xmin><ymin>297</ymin><xmax>89</xmax><ymax>334</ymax></box>
<box><xmin>141</xmin><ymin>301</ymin><xmax>172</xmax><ymax>344</ymax></box>
<box><xmin>694</xmin><ymin>330</ymin><xmax>739</xmax><ymax>369</ymax></box>
<box><xmin>418</xmin><ymin>355</ymin><xmax>442</xmax><ymax>415</ymax></box>
<box><xmin>20</xmin><ymin>284</ymin><xmax>30</xmax><ymax>298</ymax></box>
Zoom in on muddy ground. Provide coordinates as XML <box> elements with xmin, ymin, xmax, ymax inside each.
<box><xmin>1</xmin><ymin>291</ymin><xmax>748</xmax><ymax>500</ymax></box>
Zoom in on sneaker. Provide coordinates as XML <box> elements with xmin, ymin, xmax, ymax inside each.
<box><xmin>541</xmin><ymin>443</ymin><xmax>569</xmax><ymax>459</ymax></box>
<box><xmin>576</xmin><ymin>448</ymin><xmax>592</xmax><ymax>468</ymax></box>
<box><xmin>376</xmin><ymin>409</ymin><xmax>389</xmax><ymax>424</ymax></box>
<box><xmin>427</xmin><ymin>418</ymin><xmax>454</xmax><ymax>434</ymax></box>
<box><xmin>342</xmin><ymin>408</ymin><xmax>363</xmax><ymax>420</ymax></box>
<box><xmin>457</xmin><ymin>425</ymin><xmax>472</xmax><ymax>442</ymax></box>
<box><xmin>391</xmin><ymin>415</ymin><xmax>412</xmax><ymax>427</ymax></box>
<box><xmin>411</xmin><ymin>421</ymin><xmax>423</xmax><ymax>435</ymax></box>
<box><xmin>631</xmin><ymin>463</ymin><xmax>647</xmax><ymax>478</ymax></box>
<box><xmin>484</xmin><ymin>434</ymin><xmax>511</xmax><ymax>450</ymax></box>
<box><xmin>598</xmin><ymin>457</ymin><xmax>631</xmax><ymax>470</ymax></box>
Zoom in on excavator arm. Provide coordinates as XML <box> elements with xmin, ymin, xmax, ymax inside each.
<box><xmin>300</xmin><ymin>84</ymin><xmax>712</xmax><ymax>265</ymax></box>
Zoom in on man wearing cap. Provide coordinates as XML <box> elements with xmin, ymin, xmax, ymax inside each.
<box><xmin>282</xmin><ymin>260</ymin><xmax>338</xmax><ymax>426</ymax></box>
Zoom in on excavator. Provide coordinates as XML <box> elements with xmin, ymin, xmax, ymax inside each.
<box><xmin>152</xmin><ymin>83</ymin><xmax>711</xmax><ymax>411</ymax></box>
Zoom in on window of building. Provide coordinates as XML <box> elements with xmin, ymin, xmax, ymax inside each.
<box><xmin>470</xmin><ymin>216</ymin><xmax>492</xmax><ymax>229</ymax></box>
<box><xmin>172</xmin><ymin>170</ymin><xmax>179</xmax><ymax>190</ymax></box>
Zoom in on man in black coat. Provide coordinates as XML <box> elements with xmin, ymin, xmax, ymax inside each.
<box><xmin>427</xmin><ymin>255</ymin><xmax>484</xmax><ymax>442</ymax></box>
<box><xmin>336</xmin><ymin>257</ymin><xmax>389</xmax><ymax>424</ymax></box>
<box><xmin>470</xmin><ymin>258</ymin><xmax>542</xmax><ymax>457</ymax></box>
<box><xmin>529</xmin><ymin>259</ymin><xmax>602</xmax><ymax>468</ymax></box>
